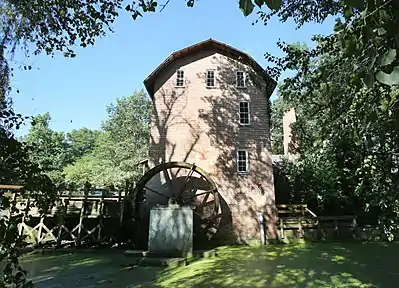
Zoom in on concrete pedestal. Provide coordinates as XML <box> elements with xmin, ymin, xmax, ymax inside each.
<box><xmin>148</xmin><ymin>205</ymin><xmax>193</xmax><ymax>257</ymax></box>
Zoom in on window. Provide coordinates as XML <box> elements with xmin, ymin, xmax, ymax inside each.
<box><xmin>237</xmin><ymin>150</ymin><xmax>249</xmax><ymax>173</ymax></box>
<box><xmin>236</xmin><ymin>71</ymin><xmax>246</xmax><ymax>88</ymax></box>
<box><xmin>239</xmin><ymin>101</ymin><xmax>250</xmax><ymax>125</ymax></box>
<box><xmin>206</xmin><ymin>70</ymin><xmax>215</xmax><ymax>87</ymax></box>
<box><xmin>176</xmin><ymin>70</ymin><xmax>184</xmax><ymax>87</ymax></box>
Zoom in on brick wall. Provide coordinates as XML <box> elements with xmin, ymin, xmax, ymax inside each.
<box><xmin>148</xmin><ymin>47</ymin><xmax>277</xmax><ymax>243</ymax></box>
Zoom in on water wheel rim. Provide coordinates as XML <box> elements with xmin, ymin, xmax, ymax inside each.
<box><xmin>132</xmin><ymin>162</ymin><xmax>220</xmax><ymax>239</ymax></box>
<box><xmin>133</xmin><ymin>162</ymin><xmax>218</xmax><ymax>208</ymax></box>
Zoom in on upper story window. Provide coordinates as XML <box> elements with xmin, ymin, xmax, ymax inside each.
<box><xmin>206</xmin><ymin>70</ymin><xmax>215</xmax><ymax>87</ymax></box>
<box><xmin>236</xmin><ymin>71</ymin><xmax>246</xmax><ymax>88</ymax></box>
<box><xmin>239</xmin><ymin>101</ymin><xmax>250</xmax><ymax>125</ymax></box>
<box><xmin>176</xmin><ymin>70</ymin><xmax>184</xmax><ymax>87</ymax></box>
<box><xmin>237</xmin><ymin>150</ymin><xmax>249</xmax><ymax>173</ymax></box>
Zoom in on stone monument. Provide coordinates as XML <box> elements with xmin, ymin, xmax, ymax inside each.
<box><xmin>148</xmin><ymin>204</ymin><xmax>193</xmax><ymax>257</ymax></box>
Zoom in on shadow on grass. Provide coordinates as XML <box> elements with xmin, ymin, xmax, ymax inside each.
<box><xmin>151</xmin><ymin>242</ymin><xmax>399</xmax><ymax>288</ymax></box>
<box><xmin>16</xmin><ymin>243</ymin><xmax>399</xmax><ymax>288</ymax></box>
<box><xmin>20</xmin><ymin>250</ymin><xmax>163</xmax><ymax>288</ymax></box>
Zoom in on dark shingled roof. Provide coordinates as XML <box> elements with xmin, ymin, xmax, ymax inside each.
<box><xmin>143</xmin><ymin>38</ymin><xmax>277</xmax><ymax>99</ymax></box>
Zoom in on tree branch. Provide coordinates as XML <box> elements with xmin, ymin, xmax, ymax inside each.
<box><xmin>160</xmin><ymin>0</ymin><xmax>171</xmax><ymax>12</ymax></box>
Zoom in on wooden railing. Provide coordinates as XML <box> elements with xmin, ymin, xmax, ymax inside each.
<box><xmin>277</xmin><ymin>204</ymin><xmax>318</xmax><ymax>239</ymax></box>
<box><xmin>277</xmin><ymin>204</ymin><xmax>357</xmax><ymax>240</ymax></box>
<box><xmin>1</xmin><ymin>184</ymin><xmax>133</xmax><ymax>247</ymax></box>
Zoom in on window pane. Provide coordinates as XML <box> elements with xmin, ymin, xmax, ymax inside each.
<box><xmin>176</xmin><ymin>70</ymin><xmax>184</xmax><ymax>86</ymax></box>
<box><xmin>240</xmin><ymin>114</ymin><xmax>249</xmax><ymax>124</ymax></box>
<box><xmin>237</xmin><ymin>71</ymin><xmax>245</xmax><ymax>87</ymax></box>
<box><xmin>239</xmin><ymin>102</ymin><xmax>250</xmax><ymax>124</ymax></box>
<box><xmin>206</xmin><ymin>70</ymin><xmax>215</xmax><ymax>87</ymax></box>
<box><xmin>237</xmin><ymin>150</ymin><xmax>248</xmax><ymax>172</ymax></box>
<box><xmin>239</xmin><ymin>102</ymin><xmax>249</xmax><ymax>112</ymax></box>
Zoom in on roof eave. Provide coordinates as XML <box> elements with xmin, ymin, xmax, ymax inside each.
<box><xmin>143</xmin><ymin>39</ymin><xmax>277</xmax><ymax>99</ymax></box>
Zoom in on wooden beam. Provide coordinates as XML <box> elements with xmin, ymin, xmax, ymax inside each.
<box><xmin>0</xmin><ymin>184</ymin><xmax>24</xmax><ymax>190</ymax></box>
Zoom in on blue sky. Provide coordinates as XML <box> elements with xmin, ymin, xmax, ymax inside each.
<box><xmin>11</xmin><ymin>1</ymin><xmax>336</xmax><ymax>137</ymax></box>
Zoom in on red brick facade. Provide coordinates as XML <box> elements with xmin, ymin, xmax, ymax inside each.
<box><xmin>144</xmin><ymin>39</ymin><xmax>277</xmax><ymax>243</ymax></box>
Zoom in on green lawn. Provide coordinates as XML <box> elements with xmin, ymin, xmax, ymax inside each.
<box><xmin>20</xmin><ymin>242</ymin><xmax>399</xmax><ymax>288</ymax></box>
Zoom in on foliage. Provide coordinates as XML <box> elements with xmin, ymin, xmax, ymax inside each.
<box><xmin>63</xmin><ymin>90</ymin><xmax>152</xmax><ymax>188</ymax></box>
<box><xmin>66</xmin><ymin>128</ymin><xmax>101</xmax><ymax>160</ymax></box>
<box><xmin>0</xmin><ymin>54</ymin><xmax>55</xmax><ymax>288</ymax></box>
<box><xmin>22</xmin><ymin>113</ymin><xmax>71</xmax><ymax>186</ymax></box>
<box><xmin>268</xmin><ymin>0</ymin><xmax>399</xmax><ymax>238</ymax></box>
<box><xmin>270</xmin><ymin>95</ymin><xmax>285</xmax><ymax>155</ymax></box>
<box><xmin>3</xmin><ymin>0</ymin><xmax>122</xmax><ymax>57</ymax></box>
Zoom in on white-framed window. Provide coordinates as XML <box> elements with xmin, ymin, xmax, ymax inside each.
<box><xmin>236</xmin><ymin>71</ymin><xmax>246</xmax><ymax>88</ymax></box>
<box><xmin>176</xmin><ymin>70</ymin><xmax>184</xmax><ymax>87</ymax></box>
<box><xmin>237</xmin><ymin>150</ymin><xmax>249</xmax><ymax>173</ymax></box>
<box><xmin>206</xmin><ymin>69</ymin><xmax>215</xmax><ymax>87</ymax></box>
<box><xmin>239</xmin><ymin>101</ymin><xmax>250</xmax><ymax>125</ymax></box>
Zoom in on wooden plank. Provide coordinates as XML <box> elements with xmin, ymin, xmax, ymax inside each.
<box><xmin>98</xmin><ymin>195</ymin><xmax>104</xmax><ymax>241</ymax></box>
<box><xmin>278</xmin><ymin>209</ymin><xmax>306</xmax><ymax>214</ymax></box>
<box><xmin>39</xmin><ymin>223</ymin><xmax>57</xmax><ymax>243</ymax></box>
<box><xmin>37</xmin><ymin>218</ymin><xmax>43</xmax><ymax>244</ymax></box>
<box><xmin>0</xmin><ymin>185</ymin><xmax>24</xmax><ymax>190</ymax></box>
<box><xmin>58</xmin><ymin>196</ymin><xmax>120</xmax><ymax>201</ymax></box>
<box><xmin>277</xmin><ymin>204</ymin><xmax>307</xmax><ymax>209</ymax></box>
<box><xmin>305</xmin><ymin>207</ymin><xmax>318</xmax><ymax>218</ymax></box>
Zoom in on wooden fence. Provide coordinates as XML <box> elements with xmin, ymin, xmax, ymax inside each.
<box><xmin>277</xmin><ymin>204</ymin><xmax>358</xmax><ymax>241</ymax></box>
<box><xmin>1</xmin><ymin>184</ymin><xmax>136</xmax><ymax>248</ymax></box>
<box><xmin>1</xmin><ymin>184</ymin><xmax>369</xmax><ymax>247</ymax></box>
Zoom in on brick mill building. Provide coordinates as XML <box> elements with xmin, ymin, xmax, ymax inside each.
<box><xmin>142</xmin><ymin>39</ymin><xmax>280</xmax><ymax>244</ymax></box>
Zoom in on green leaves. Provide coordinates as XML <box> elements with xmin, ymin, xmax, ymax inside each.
<box><xmin>239</xmin><ymin>0</ymin><xmax>255</xmax><ymax>17</ymax></box>
<box><xmin>376</xmin><ymin>67</ymin><xmax>399</xmax><ymax>86</ymax></box>
<box><xmin>64</xmin><ymin>90</ymin><xmax>151</xmax><ymax>187</ymax></box>
<box><xmin>254</xmin><ymin>0</ymin><xmax>264</xmax><ymax>8</ymax></box>
<box><xmin>343</xmin><ymin>0</ymin><xmax>365</xmax><ymax>10</ymax></box>
<box><xmin>239</xmin><ymin>0</ymin><xmax>281</xmax><ymax>16</ymax></box>
<box><xmin>380</xmin><ymin>49</ymin><xmax>397</xmax><ymax>67</ymax></box>
<box><xmin>264</xmin><ymin>0</ymin><xmax>282</xmax><ymax>10</ymax></box>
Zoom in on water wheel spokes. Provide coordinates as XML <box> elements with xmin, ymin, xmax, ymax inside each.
<box><xmin>134</xmin><ymin>162</ymin><xmax>220</xmax><ymax>240</ymax></box>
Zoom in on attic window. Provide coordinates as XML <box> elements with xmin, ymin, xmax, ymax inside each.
<box><xmin>176</xmin><ymin>70</ymin><xmax>184</xmax><ymax>87</ymax></box>
<box><xmin>236</xmin><ymin>71</ymin><xmax>246</xmax><ymax>88</ymax></box>
<box><xmin>206</xmin><ymin>70</ymin><xmax>215</xmax><ymax>87</ymax></box>
<box><xmin>239</xmin><ymin>101</ymin><xmax>250</xmax><ymax>125</ymax></box>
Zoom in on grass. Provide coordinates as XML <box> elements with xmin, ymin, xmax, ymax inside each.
<box><xmin>19</xmin><ymin>242</ymin><xmax>399</xmax><ymax>287</ymax></box>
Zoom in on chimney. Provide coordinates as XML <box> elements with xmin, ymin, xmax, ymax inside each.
<box><xmin>282</xmin><ymin>108</ymin><xmax>296</xmax><ymax>156</ymax></box>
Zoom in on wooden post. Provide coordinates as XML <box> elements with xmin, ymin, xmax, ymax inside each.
<box><xmin>57</xmin><ymin>198</ymin><xmax>67</xmax><ymax>247</ymax></box>
<box><xmin>119</xmin><ymin>181</ymin><xmax>129</xmax><ymax>227</ymax></box>
<box><xmin>10</xmin><ymin>192</ymin><xmax>17</xmax><ymax>217</ymax></box>
<box><xmin>77</xmin><ymin>182</ymin><xmax>90</xmax><ymax>247</ymax></box>
<box><xmin>97</xmin><ymin>195</ymin><xmax>104</xmax><ymax>242</ymax></box>
<box><xmin>20</xmin><ymin>198</ymin><xmax>30</xmax><ymax>237</ymax></box>
<box><xmin>280</xmin><ymin>218</ymin><xmax>284</xmax><ymax>239</ymax></box>
<box><xmin>37</xmin><ymin>217</ymin><xmax>44</xmax><ymax>245</ymax></box>
<box><xmin>299</xmin><ymin>205</ymin><xmax>305</xmax><ymax>239</ymax></box>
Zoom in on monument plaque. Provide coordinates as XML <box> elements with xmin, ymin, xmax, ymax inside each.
<box><xmin>148</xmin><ymin>205</ymin><xmax>193</xmax><ymax>256</ymax></box>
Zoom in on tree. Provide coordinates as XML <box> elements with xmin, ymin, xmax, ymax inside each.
<box><xmin>66</xmin><ymin>128</ymin><xmax>101</xmax><ymax>160</ymax></box>
<box><xmin>274</xmin><ymin>29</ymin><xmax>399</xmax><ymax>239</ymax></box>
<box><xmin>22</xmin><ymin>113</ymin><xmax>71</xmax><ymax>186</ymax></box>
<box><xmin>270</xmin><ymin>95</ymin><xmax>287</xmax><ymax>155</ymax></box>
<box><xmin>64</xmin><ymin>90</ymin><xmax>152</xmax><ymax>187</ymax></box>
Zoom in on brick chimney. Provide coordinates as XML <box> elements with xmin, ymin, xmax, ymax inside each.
<box><xmin>282</xmin><ymin>108</ymin><xmax>296</xmax><ymax>156</ymax></box>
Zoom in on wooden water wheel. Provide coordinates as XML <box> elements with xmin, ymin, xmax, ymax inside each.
<box><xmin>132</xmin><ymin>162</ymin><xmax>220</xmax><ymax>245</ymax></box>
